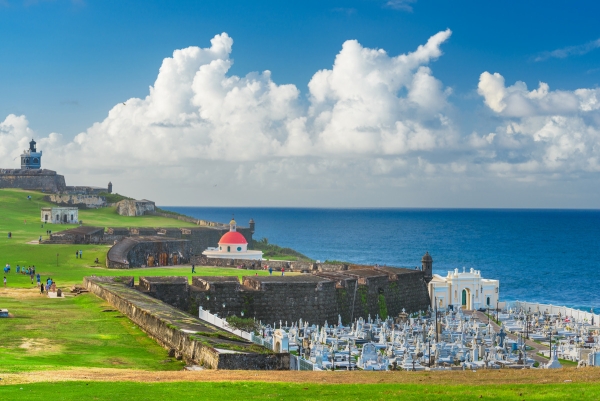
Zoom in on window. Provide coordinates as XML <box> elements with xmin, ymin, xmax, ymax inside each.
<box><xmin>487</xmin><ymin>297</ymin><xmax>490</xmax><ymax>306</ymax></box>
<box><xmin>237</xmin><ymin>246</ymin><xmax>242</xmax><ymax>251</ymax></box>
<box><xmin>227</xmin><ymin>246</ymin><xmax>230</xmax><ymax>252</ymax></box>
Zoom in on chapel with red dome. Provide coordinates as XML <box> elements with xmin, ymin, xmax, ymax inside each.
<box><xmin>202</xmin><ymin>217</ymin><xmax>263</xmax><ymax>260</ymax></box>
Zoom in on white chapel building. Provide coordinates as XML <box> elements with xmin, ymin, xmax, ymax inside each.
<box><xmin>202</xmin><ymin>218</ymin><xmax>263</xmax><ymax>260</ymax></box>
<box><xmin>428</xmin><ymin>267</ymin><xmax>499</xmax><ymax>311</ymax></box>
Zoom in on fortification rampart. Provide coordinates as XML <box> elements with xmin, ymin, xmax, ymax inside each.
<box><xmin>140</xmin><ymin>267</ymin><xmax>430</xmax><ymax>326</ymax></box>
<box><xmin>0</xmin><ymin>169</ymin><xmax>66</xmax><ymax>193</ymax></box>
<box><xmin>84</xmin><ymin>276</ymin><xmax>289</xmax><ymax>369</ymax></box>
<box><xmin>43</xmin><ymin>194</ymin><xmax>106</xmax><ymax>208</ymax></box>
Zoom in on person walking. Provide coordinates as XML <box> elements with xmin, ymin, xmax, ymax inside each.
<box><xmin>30</xmin><ymin>271</ymin><xmax>34</xmax><ymax>284</ymax></box>
<box><xmin>191</xmin><ymin>264</ymin><xmax>196</xmax><ymax>274</ymax></box>
<box><xmin>3</xmin><ymin>276</ymin><xmax>6</xmax><ymax>288</ymax></box>
<box><xmin>75</xmin><ymin>250</ymin><xmax>78</xmax><ymax>259</ymax></box>
<box><xmin>36</xmin><ymin>273</ymin><xmax>41</xmax><ymax>287</ymax></box>
<box><xmin>79</xmin><ymin>250</ymin><xmax>82</xmax><ymax>259</ymax></box>
<box><xmin>281</xmin><ymin>267</ymin><xmax>285</xmax><ymax>276</ymax></box>
<box><xmin>269</xmin><ymin>266</ymin><xmax>273</xmax><ymax>276</ymax></box>
<box><xmin>40</xmin><ymin>282</ymin><xmax>44</xmax><ymax>294</ymax></box>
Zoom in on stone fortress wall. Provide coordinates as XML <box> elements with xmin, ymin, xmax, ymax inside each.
<box><xmin>139</xmin><ymin>264</ymin><xmax>431</xmax><ymax>326</ymax></box>
<box><xmin>0</xmin><ymin>169</ymin><xmax>67</xmax><ymax>193</ymax></box>
<box><xmin>43</xmin><ymin>194</ymin><xmax>107</xmax><ymax>209</ymax></box>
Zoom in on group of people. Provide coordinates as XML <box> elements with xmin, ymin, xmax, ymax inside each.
<box><xmin>2</xmin><ymin>263</ymin><xmax>56</xmax><ymax>294</ymax></box>
<box><xmin>266</xmin><ymin>265</ymin><xmax>285</xmax><ymax>276</ymax></box>
<box><xmin>75</xmin><ymin>250</ymin><xmax>83</xmax><ymax>259</ymax></box>
<box><xmin>40</xmin><ymin>277</ymin><xmax>55</xmax><ymax>294</ymax></box>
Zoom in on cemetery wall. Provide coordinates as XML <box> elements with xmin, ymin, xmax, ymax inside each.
<box><xmin>143</xmin><ymin>268</ymin><xmax>430</xmax><ymax>325</ymax></box>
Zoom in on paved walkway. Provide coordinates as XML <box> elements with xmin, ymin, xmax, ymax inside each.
<box><xmin>471</xmin><ymin>311</ymin><xmax>549</xmax><ymax>364</ymax></box>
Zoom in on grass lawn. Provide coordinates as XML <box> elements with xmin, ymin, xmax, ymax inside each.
<box><xmin>0</xmin><ymin>381</ymin><xmax>598</xmax><ymax>400</ymax></box>
<box><xmin>0</xmin><ymin>293</ymin><xmax>184</xmax><ymax>373</ymax></box>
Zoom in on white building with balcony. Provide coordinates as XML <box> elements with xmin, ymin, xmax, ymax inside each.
<box><xmin>428</xmin><ymin>267</ymin><xmax>499</xmax><ymax>311</ymax></box>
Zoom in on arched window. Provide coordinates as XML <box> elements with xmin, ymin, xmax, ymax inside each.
<box><xmin>487</xmin><ymin>297</ymin><xmax>490</xmax><ymax>306</ymax></box>
<box><xmin>227</xmin><ymin>246</ymin><xmax>230</xmax><ymax>252</ymax></box>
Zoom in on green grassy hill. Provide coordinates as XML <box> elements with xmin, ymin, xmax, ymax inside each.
<box><xmin>0</xmin><ymin>189</ymin><xmax>276</xmax><ymax>287</ymax></box>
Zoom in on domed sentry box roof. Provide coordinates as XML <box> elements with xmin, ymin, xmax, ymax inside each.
<box><xmin>218</xmin><ymin>231</ymin><xmax>247</xmax><ymax>245</ymax></box>
<box><xmin>422</xmin><ymin>252</ymin><xmax>433</xmax><ymax>262</ymax></box>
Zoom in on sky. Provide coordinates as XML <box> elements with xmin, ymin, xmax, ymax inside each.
<box><xmin>1</xmin><ymin>0</ymin><xmax>600</xmax><ymax>208</ymax></box>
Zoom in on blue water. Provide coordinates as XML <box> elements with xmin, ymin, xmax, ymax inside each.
<box><xmin>162</xmin><ymin>207</ymin><xmax>600</xmax><ymax>310</ymax></box>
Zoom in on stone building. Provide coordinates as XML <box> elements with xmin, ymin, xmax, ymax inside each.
<box><xmin>428</xmin><ymin>267</ymin><xmax>499</xmax><ymax>311</ymax></box>
<box><xmin>106</xmin><ymin>236</ymin><xmax>192</xmax><ymax>268</ymax></box>
<box><xmin>41</xmin><ymin>206</ymin><xmax>79</xmax><ymax>224</ymax></box>
<box><xmin>45</xmin><ymin>226</ymin><xmax>105</xmax><ymax>244</ymax></box>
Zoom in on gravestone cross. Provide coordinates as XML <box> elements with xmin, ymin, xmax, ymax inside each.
<box><xmin>498</xmin><ymin>328</ymin><xmax>507</xmax><ymax>348</ymax></box>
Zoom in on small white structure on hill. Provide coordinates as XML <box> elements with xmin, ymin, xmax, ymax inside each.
<box><xmin>41</xmin><ymin>207</ymin><xmax>78</xmax><ymax>224</ymax></box>
<box><xmin>202</xmin><ymin>218</ymin><xmax>262</xmax><ymax>260</ymax></box>
<box><xmin>428</xmin><ymin>267</ymin><xmax>499</xmax><ymax>311</ymax></box>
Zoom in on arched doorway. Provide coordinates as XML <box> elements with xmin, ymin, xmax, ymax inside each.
<box><xmin>461</xmin><ymin>289</ymin><xmax>471</xmax><ymax>310</ymax></box>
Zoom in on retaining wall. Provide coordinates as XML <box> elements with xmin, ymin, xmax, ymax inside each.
<box><xmin>84</xmin><ymin>276</ymin><xmax>289</xmax><ymax>370</ymax></box>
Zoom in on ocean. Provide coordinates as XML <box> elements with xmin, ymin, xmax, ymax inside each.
<box><xmin>162</xmin><ymin>207</ymin><xmax>600</xmax><ymax>310</ymax></box>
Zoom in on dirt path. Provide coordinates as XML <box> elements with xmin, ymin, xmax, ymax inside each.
<box><xmin>1</xmin><ymin>367</ymin><xmax>599</xmax><ymax>386</ymax></box>
<box><xmin>472</xmin><ymin>311</ymin><xmax>549</xmax><ymax>364</ymax></box>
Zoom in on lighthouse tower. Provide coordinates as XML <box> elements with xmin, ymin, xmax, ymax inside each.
<box><xmin>21</xmin><ymin>139</ymin><xmax>42</xmax><ymax>170</ymax></box>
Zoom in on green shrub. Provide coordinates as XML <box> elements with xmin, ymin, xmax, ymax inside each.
<box><xmin>226</xmin><ymin>315</ymin><xmax>259</xmax><ymax>332</ymax></box>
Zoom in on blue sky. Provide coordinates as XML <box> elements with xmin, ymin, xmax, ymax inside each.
<box><xmin>1</xmin><ymin>0</ymin><xmax>599</xmax><ymax>207</ymax></box>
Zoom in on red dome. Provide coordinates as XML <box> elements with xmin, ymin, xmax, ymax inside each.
<box><xmin>218</xmin><ymin>231</ymin><xmax>247</xmax><ymax>245</ymax></box>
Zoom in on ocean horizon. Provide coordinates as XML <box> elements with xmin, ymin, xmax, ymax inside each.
<box><xmin>163</xmin><ymin>206</ymin><xmax>600</xmax><ymax>311</ymax></box>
